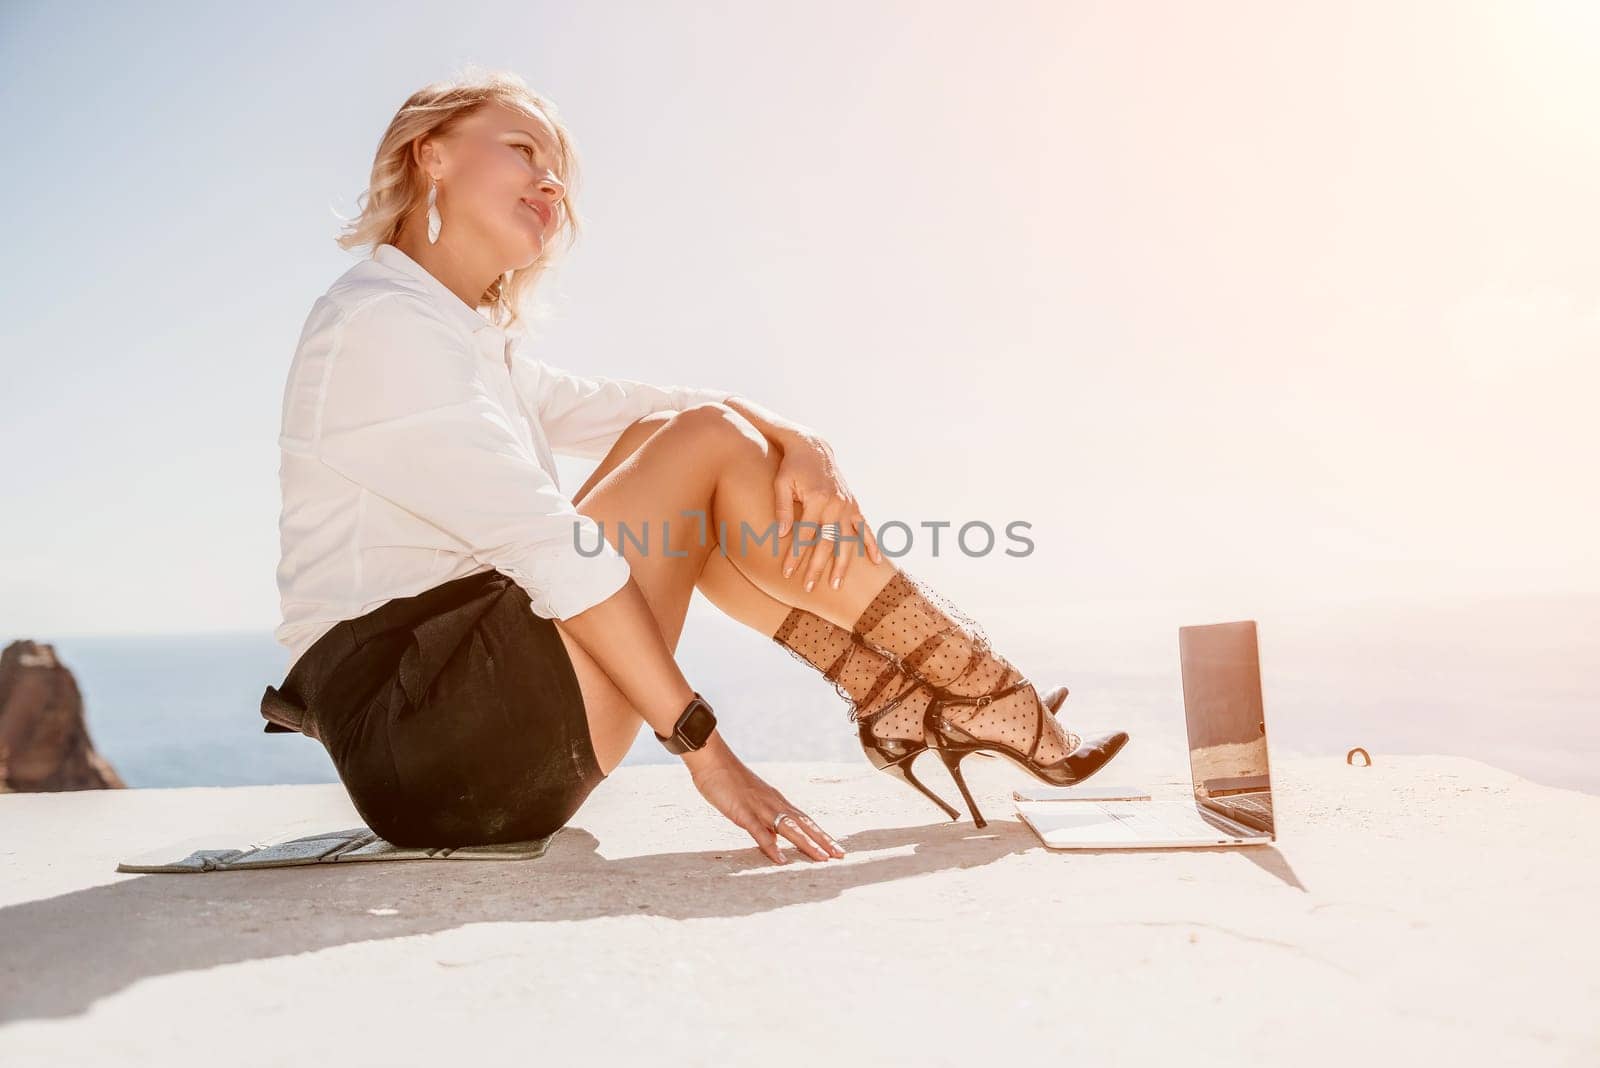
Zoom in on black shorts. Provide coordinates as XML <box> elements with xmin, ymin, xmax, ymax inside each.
<box><xmin>259</xmin><ymin>568</ymin><xmax>604</xmax><ymax>847</ymax></box>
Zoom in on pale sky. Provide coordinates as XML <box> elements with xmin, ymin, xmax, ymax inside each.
<box><xmin>2</xmin><ymin>0</ymin><xmax>1595</xmax><ymax>642</ymax></box>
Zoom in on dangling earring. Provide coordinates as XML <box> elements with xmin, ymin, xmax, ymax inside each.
<box><xmin>426</xmin><ymin>176</ymin><xmax>442</xmax><ymax>244</ymax></box>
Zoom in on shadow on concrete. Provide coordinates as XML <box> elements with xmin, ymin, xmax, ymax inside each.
<box><xmin>1</xmin><ymin>816</ymin><xmax>1045</xmax><ymax>1023</ymax></box>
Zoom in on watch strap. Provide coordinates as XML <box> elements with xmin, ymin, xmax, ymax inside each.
<box><xmin>656</xmin><ymin>692</ymin><xmax>716</xmax><ymax>754</ymax></box>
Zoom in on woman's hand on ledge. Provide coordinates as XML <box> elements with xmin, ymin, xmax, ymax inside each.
<box><xmin>685</xmin><ymin>731</ymin><xmax>846</xmax><ymax>865</ymax></box>
<box><xmin>771</xmin><ymin>431</ymin><xmax>883</xmax><ymax>591</ymax></box>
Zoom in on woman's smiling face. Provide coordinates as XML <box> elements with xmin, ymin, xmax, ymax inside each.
<box><xmin>422</xmin><ymin>101</ymin><xmax>567</xmax><ymax>267</ymax></box>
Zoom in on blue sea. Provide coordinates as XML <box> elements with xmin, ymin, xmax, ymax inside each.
<box><xmin>39</xmin><ymin>593</ymin><xmax>1600</xmax><ymax>796</ymax></box>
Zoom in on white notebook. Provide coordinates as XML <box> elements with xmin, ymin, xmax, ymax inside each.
<box><xmin>1014</xmin><ymin>799</ymin><xmax>1271</xmax><ymax>850</ymax></box>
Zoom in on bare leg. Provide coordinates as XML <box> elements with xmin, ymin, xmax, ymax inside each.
<box><xmin>574</xmin><ymin>417</ymin><xmax>1076</xmax><ymax>719</ymax></box>
<box><xmin>665</xmin><ymin>412</ymin><xmax>1081</xmax><ymax>765</ymax></box>
<box><xmin>571</xmin><ymin>413</ymin><xmax>801</xmax><ymax>641</ymax></box>
<box><xmin>555</xmin><ymin>404</ymin><xmax>892</xmax><ymax>772</ymax></box>
<box><xmin>556</xmin><ymin>403</ymin><xmax>1075</xmax><ymax>778</ymax></box>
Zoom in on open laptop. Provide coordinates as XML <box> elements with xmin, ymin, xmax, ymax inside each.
<box><xmin>1013</xmin><ymin>620</ymin><xmax>1277</xmax><ymax>849</ymax></box>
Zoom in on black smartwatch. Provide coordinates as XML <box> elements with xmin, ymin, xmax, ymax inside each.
<box><xmin>656</xmin><ymin>691</ymin><xmax>718</xmax><ymax>755</ymax></box>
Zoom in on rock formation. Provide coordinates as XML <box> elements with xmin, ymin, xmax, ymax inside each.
<box><xmin>0</xmin><ymin>640</ymin><xmax>125</xmax><ymax>792</ymax></box>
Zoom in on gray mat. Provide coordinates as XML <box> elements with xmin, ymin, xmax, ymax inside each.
<box><xmin>116</xmin><ymin>824</ymin><xmax>558</xmax><ymax>873</ymax></box>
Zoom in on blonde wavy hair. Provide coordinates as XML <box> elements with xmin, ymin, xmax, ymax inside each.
<box><xmin>334</xmin><ymin>65</ymin><xmax>583</xmax><ymax>334</ymax></box>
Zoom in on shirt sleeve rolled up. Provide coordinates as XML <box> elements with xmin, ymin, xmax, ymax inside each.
<box><xmin>314</xmin><ymin>293</ymin><xmax>631</xmax><ymax>620</ymax></box>
<box><xmin>526</xmin><ymin>357</ymin><xmax>734</xmax><ymax>460</ymax></box>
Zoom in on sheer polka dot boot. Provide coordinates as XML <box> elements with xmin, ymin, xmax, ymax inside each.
<box><xmin>849</xmin><ymin>569</ymin><xmax>1130</xmax><ymax>828</ymax></box>
<box><xmin>771</xmin><ymin>605</ymin><xmax>1068</xmax><ymax>821</ymax></box>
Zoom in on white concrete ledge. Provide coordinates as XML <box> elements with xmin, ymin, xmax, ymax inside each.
<box><xmin>1</xmin><ymin>755</ymin><xmax>1596</xmax><ymax>1065</ymax></box>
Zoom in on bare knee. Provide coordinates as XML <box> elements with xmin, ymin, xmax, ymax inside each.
<box><xmin>663</xmin><ymin>402</ymin><xmax>769</xmax><ymax>459</ymax></box>
<box><xmin>629</xmin><ymin>410</ymin><xmax>675</xmax><ymax>435</ymax></box>
<box><xmin>606</xmin><ymin>410</ymin><xmax>677</xmax><ymax>457</ymax></box>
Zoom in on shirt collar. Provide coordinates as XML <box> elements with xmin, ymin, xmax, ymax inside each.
<box><xmin>372</xmin><ymin>243</ymin><xmax>513</xmax><ymax>360</ymax></box>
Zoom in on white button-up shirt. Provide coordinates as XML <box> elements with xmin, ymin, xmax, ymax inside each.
<box><xmin>272</xmin><ymin>242</ymin><xmax>732</xmax><ymax>671</ymax></box>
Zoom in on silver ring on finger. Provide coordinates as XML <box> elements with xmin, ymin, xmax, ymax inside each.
<box><xmin>819</xmin><ymin>524</ymin><xmax>840</xmax><ymax>542</ymax></box>
<box><xmin>771</xmin><ymin>811</ymin><xmax>792</xmax><ymax>833</ymax></box>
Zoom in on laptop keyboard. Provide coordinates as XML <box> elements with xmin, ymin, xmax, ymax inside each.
<box><xmin>1217</xmin><ymin>794</ymin><xmax>1274</xmax><ymax>822</ymax></box>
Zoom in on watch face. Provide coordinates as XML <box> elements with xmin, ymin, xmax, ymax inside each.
<box><xmin>681</xmin><ymin>699</ymin><xmax>717</xmax><ymax>746</ymax></box>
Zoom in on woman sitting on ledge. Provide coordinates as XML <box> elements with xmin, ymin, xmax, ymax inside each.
<box><xmin>261</xmin><ymin>68</ymin><xmax>1129</xmax><ymax>864</ymax></box>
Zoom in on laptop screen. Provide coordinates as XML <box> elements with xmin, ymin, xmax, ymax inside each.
<box><xmin>1178</xmin><ymin>620</ymin><xmax>1275</xmax><ymax>835</ymax></box>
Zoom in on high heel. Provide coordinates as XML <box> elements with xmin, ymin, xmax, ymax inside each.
<box><xmin>855</xmin><ymin>681</ymin><xmax>1073</xmax><ymax>820</ymax></box>
<box><xmin>859</xmin><ymin>727</ymin><xmax>961</xmax><ymax>820</ymax></box>
<box><xmin>923</xmin><ymin>680</ymin><xmax>1130</xmax><ymax>829</ymax></box>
